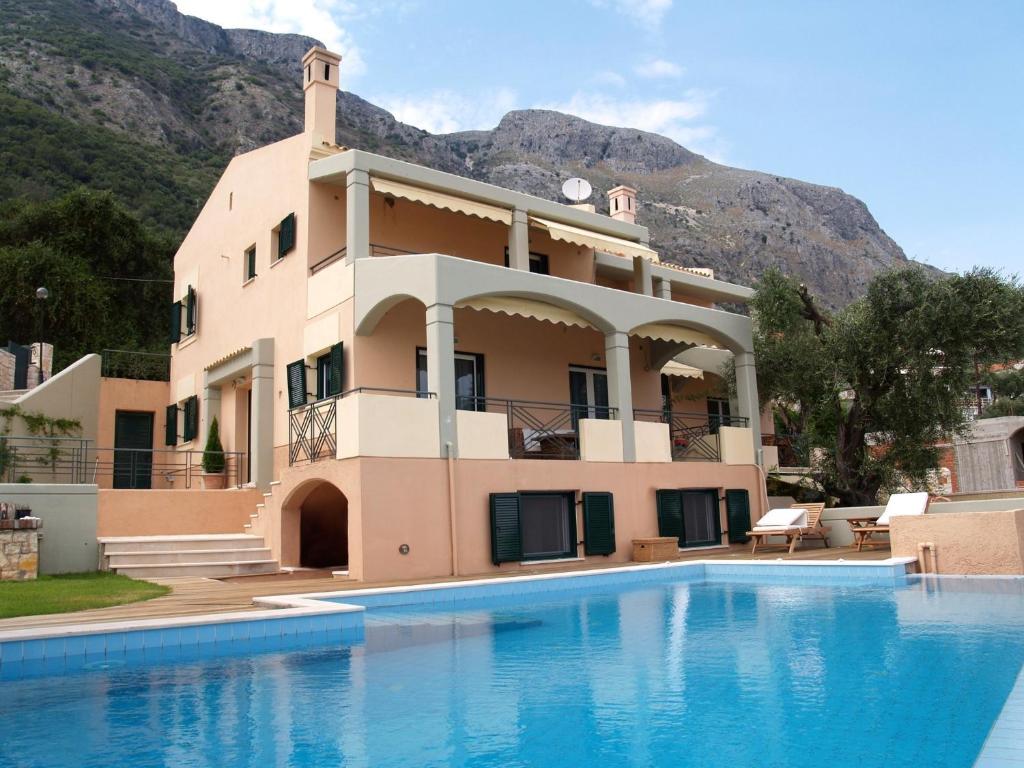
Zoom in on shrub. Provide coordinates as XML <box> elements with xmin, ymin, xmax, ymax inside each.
<box><xmin>201</xmin><ymin>417</ymin><xmax>225</xmax><ymax>474</ymax></box>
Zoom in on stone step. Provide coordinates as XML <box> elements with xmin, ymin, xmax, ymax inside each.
<box><xmin>113</xmin><ymin>560</ymin><xmax>279</xmax><ymax>579</ymax></box>
<box><xmin>99</xmin><ymin>534</ymin><xmax>266</xmax><ymax>554</ymax></box>
<box><xmin>106</xmin><ymin>547</ymin><xmax>274</xmax><ymax>567</ymax></box>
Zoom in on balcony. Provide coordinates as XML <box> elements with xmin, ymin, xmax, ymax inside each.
<box><xmin>634</xmin><ymin>409</ymin><xmax>751</xmax><ymax>462</ymax></box>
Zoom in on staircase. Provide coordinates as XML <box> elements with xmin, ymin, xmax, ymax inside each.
<box><xmin>99</xmin><ymin>533</ymin><xmax>279</xmax><ymax>579</ymax></box>
<box><xmin>0</xmin><ymin>389</ymin><xmax>27</xmax><ymax>404</ymax></box>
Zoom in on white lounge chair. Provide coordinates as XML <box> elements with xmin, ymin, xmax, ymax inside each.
<box><xmin>747</xmin><ymin>507</ymin><xmax>808</xmax><ymax>554</ymax></box>
<box><xmin>847</xmin><ymin>492</ymin><xmax>930</xmax><ymax>551</ymax></box>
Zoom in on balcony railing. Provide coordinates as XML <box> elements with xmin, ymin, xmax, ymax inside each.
<box><xmin>634</xmin><ymin>409</ymin><xmax>749</xmax><ymax>462</ymax></box>
<box><xmin>309</xmin><ymin>243</ymin><xmax>421</xmax><ymax>274</ymax></box>
<box><xmin>0</xmin><ymin>436</ymin><xmax>246</xmax><ymax>488</ymax></box>
<box><xmin>101</xmin><ymin>349</ymin><xmax>171</xmax><ymax>381</ymax></box>
<box><xmin>288</xmin><ymin>387</ymin><xmax>434</xmax><ymax>465</ymax></box>
<box><xmin>471</xmin><ymin>397</ymin><xmax>619</xmax><ymax>460</ymax></box>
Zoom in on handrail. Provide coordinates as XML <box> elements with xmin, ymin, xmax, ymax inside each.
<box><xmin>287</xmin><ymin>386</ymin><xmax>436</xmax><ymax>414</ymax></box>
<box><xmin>309</xmin><ymin>247</ymin><xmax>346</xmax><ymax>274</ymax></box>
<box><xmin>101</xmin><ymin>348</ymin><xmax>171</xmax><ymax>381</ymax></box>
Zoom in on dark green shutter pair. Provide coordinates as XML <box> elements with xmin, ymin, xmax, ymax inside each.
<box><xmin>169</xmin><ymin>286</ymin><xmax>197</xmax><ymax>342</ymax></box>
<box><xmin>278</xmin><ymin>213</ymin><xmax>296</xmax><ymax>259</ymax></box>
<box><xmin>287</xmin><ymin>342</ymin><xmax>342</xmax><ymax>408</ymax></box>
<box><xmin>181</xmin><ymin>396</ymin><xmax>199</xmax><ymax>442</ymax></box>
<box><xmin>489</xmin><ymin>492</ymin><xmax>615</xmax><ymax>564</ymax></box>
<box><xmin>655</xmin><ymin>488</ymin><xmax>750</xmax><ymax>545</ymax></box>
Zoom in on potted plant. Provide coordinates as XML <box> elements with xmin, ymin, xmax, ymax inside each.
<box><xmin>201</xmin><ymin>417</ymin><xmax>227</xmax><ymax>489</ymax></box>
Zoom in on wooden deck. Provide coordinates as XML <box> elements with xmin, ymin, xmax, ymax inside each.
<box><xmin>0</xmin><ymin>544</ymin><xmax>893</xmax><ymax>633</ymax></box>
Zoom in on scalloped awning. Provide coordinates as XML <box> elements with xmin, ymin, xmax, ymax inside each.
<box><xmin>661</xmin><ymin>360</ymin><xmax>704</xmax><ymax>379</ymax></box>
<box><xmin>371</xmin><ymin>177</ymin><xmax>512</xmax><ymax>225</ymax></box>
<box><xmin>455</xmin><ymin>296</ymin><xmax>595</xmax><ymax>329</ymax></box>
<box><xmin>529</xmin><ymin>216</ymin><xmax>659</xmax><ymax>262</ymax></box>
<box><xmin>632</xmin><ymin>322</ymin><xmax>722</xmax><ymax>349</ymax></box>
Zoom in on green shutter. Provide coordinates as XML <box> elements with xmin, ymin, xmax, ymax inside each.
<box><xmin>725</xmin><ymin>489</ymin><xmax>752</xmax><ymax>544</ymax></box>
<box><xmin>490</xmin><ymin>493</ymin><xmax>522</xmax><ymax>565</ymax></box>
<box><xmin>278</xmin><ymin>213</ymin><xmax>296</xmax><ymax>258</ymax></box>
<box><xmin>328</xmin><ymin>342</ymin><xmax>343</xmax><ymax>396</ymax></box>
<box><xmin>185</xmin><ymin>286</ymin><xmax>196</xmax><ymax>335</ymax></box>
<box><xmin>182</xmin><ymin>396</ymin><xmax>198</xmax><ymax>442</ymax></box>
<box><xmin>246</xmin><ymin>247</ymin><xmax>256</xmax><ymax>280</ymax></box>
<box><xmin>287</xmin><ymin>360</ymin><xmax>307</xmax><ymax>409</ymax></box>
<box><xmin>656</xmin><ymin>489</ymin><xmax>683</xmax><ymax>542</ymax></box>
<box><xmin>583</xmin><ymin>492</ymin><xmax>616</xmax><ymax>556</ymax></box>
<box><xmin>164</xmin><ymin>404</ymin><xmax>177</xmax><ymax>446</ymax></box>
<box><xmin>169</xmin><ymin>301</ymin><xmax>181</xmax><ymax>343</ymax></box>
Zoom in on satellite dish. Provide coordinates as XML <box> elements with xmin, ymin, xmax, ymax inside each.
<box><xmin>562</xmin><ymin>177</ymin><xmax>593</xmax><ymax>204</ymax></box>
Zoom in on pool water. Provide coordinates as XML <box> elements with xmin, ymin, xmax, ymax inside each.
<box><xmin>1</xmin><ymin>576</ymin><xmax>1022</xmax><ymax>768</ymax></box>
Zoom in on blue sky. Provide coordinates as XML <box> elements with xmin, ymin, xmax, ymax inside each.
<box><xmin>175</xmin><ymin>0</ymin><xmax>1023</xmax><ymax>274</ymax></box>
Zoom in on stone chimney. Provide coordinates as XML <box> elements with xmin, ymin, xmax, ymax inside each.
<box><xmin>608</xmin><ymin>185</ymin><xmax>637</xmax><ymax>224</ymax></box>
<box><xmin>302</xmin><ymin>47</ymin><xmax>341</xmax><ymax>145</ymax></box>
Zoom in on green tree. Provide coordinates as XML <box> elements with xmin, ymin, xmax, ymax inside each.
<box><xmin>752</xmin><ymin>267</ymin><xmax>1024</xmax><ymax>506</ymax></box>
<box><xmin>0</xmin><ymin>189</ymin><xmax>174</xmax><ymax>369</ymax></box>
<box><xmin>982</xmin><ymin>367</ymin><xmax>1024</xmax><ymax>417</ymax></box>
<box><xmin>201</xmin><ymin>417</ymin><xmax>225</xmax><ymax>475</ymax></box>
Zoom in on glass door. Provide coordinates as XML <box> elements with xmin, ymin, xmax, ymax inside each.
<box><xmin>680</xmin><ymin>489</ymin><xmax>720</xmax><ymax>547</ymax></box>
<box><xmin>569</xmin><ymin>366</ymin><xmax>609</xmax><ymax>423</ymax></box>
<box><xmin>113</xmin><ymin>411</ymin><xmax>154</xmax><ymax>489</ymax></box>
<box><xmin>417</xmin><ymin>349</ymin><xmax>485</xmax><ymax>411</ymax></box>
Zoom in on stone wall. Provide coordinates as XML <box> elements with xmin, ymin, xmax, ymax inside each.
<box><xmin>0</xmin><ymin>349</ymin><xmax>14</xmax><ymax>392</ymax></box>
<box><xmin>0</xmin><ymin>519</ymin><xmax>41</xmax><ymax>580</ymax></box>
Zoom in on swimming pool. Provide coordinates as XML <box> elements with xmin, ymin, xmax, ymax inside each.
<box><xmin>1</xmin><ymin>565</ymin><xmax>1022</xmax><ymax>767</ymax></box>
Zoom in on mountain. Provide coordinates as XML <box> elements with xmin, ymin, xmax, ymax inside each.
<box><xmin>0</xmin><ymin>0</ymin><xmax>918</xmax><ymax>309</ymax></box>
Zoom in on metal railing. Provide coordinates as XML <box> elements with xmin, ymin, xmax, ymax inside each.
<box><xmin>634</xmin><ymin>409</ymin><xmax>749</xmax><ymax>462</ymax></box>
<box><xmin>101</xmin><ymin>349</ymin><xmax>171</xmax><ymax>381</ymax></box>
<box><xmin>0</xmin><ymin>437</ymin><xmax>246</xmax><ymax>488</ymax></box>
<box><xmin>472</xmin><ymin>397</ymin><xmax>619</xmax><ymax>460</ymax></box>
<box><xmin>765</xmin><ymin>432</ymin><xmax>806</xmax><ymax>467</ymax></box>
<box><xmin>288</xmin><ymin>387</ymin><xmax>434</xmax><ymax>465</ymax></box>
<box><xmin>0</xmin><ymin>436</ymin><xmax>91</xmax><ymax>484</ymax></box>
<box><xmin>310</xmin><ymin>243</ymin><xmax>421</xmax><ymax>274</ymax></box>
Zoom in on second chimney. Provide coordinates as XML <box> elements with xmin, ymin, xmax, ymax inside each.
<box><xmin>302</xmin><ymin>47</ymin><xmax>342</xmax><ymax>145</ymax></box>
<box><xmin>608</xmin><ymin>185</ymin><xmax>637</xmax><ymax>224</ymax></box>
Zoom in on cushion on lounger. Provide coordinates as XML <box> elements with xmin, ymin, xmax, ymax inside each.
<box><xmin>876</xmin><ymin>492</ymin><xmax>929</xmax><ymax>526</ymax></box>
<box><xmin>752</xmin><ymin>508</ymin><xmax>806</xmax><ymax>530</ymax></box>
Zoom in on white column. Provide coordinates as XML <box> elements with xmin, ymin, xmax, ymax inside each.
<box><xmin>426</xmin><ymin>304</ymin><xmax>458</xmax><ymax>457</ymax></box>
<box><xmin>345</xmin><ymin>168</ymin><xmax>370</xmax><ymax>263</ymax></box>
<box><xmin>508</xmin><ymin>208</ymin><xmax>529</xmax><ymax>270</ymax></box>
<box><xmin>633</xmin><ymin>256</ymin><xmax>653</xmax><ymax>296</ymax></box>
<box><xmin>734</xmin><ymin>351</ymin><xmax>763</xmax><ymax>464</ymax></box>
<box><xmin>250</xmin><ymin>338</ymin><xmax>276</xmax><ymax>489</ymax></box>
<box><xmin>604</xmin><ymin>331</ymin><xmax>636</xmax><ymax>462</ymax></box>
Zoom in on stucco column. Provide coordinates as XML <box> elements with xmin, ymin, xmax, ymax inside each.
<box><xmin>604</xmin><ymin>331</ymin><xmax>636</xmax><ymax>462</ymax></box>
<box><xmin>426</xmin><ymin>303</ymin><xmax>458</xmax><ymax>457</ymax></box>
<box><xmin>734</xmin><ymin>351</ymin><xmax>764</xmax><ymax>464</ymax></box>
<box><xmin>199</xmin><ymin>383</ymin><xmax>222</xmax><ymax>450</ymax></box>
<box><xmin>250</xmin><ymin>338</ymin><xmax>275</xmax><ymax>489</ymax></box>
<box><xmin>632</xmin><ymin>256</ymin><xmax>653</xmax><ymax>296</ymax></box>
<box><xmin>656</xmin><ymin>277</ymin><xmax>672</xmax><ymax>300</ymax></box>
<box><xmin>508</xmin><ymin>208</ymin><xmax>529</xmax><ymax>271</ymax></box>
<box><xmin>345</xmin><ymin>168</ymin><xmax>370</xmax><ymax>263</ymax></box>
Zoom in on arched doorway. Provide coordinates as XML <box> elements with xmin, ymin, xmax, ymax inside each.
<box><xmin>295</xmin><ymin>481</ymin><xmax>348</xmax><ymax>569</ymax></box>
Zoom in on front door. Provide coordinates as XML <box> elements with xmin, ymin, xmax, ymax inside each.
<box><xmin>569</xmin><ymin>366</ymin><xmax>609</xmax><ymax>423</ymax></box>
<box><xmin>113</xmin><ymin>411</ymin><xmax>154</xmax><ymax>489</ymax></box>
<box><xmin>416</xmin><ymin>349</ymin><xmax>486</xmax><ymax>411</ymax></box>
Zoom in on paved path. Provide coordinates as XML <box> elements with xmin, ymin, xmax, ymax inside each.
<box><xmin>0</xmin><ymin>545</ymin><xmax>892</xmax><ymax>632</ymax></box>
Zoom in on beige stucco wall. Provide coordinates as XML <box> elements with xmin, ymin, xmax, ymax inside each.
<box><xmin>456</xmin><ymin>410</ymin><xmax>509</xmax><ymax>459</ymax></box>
<box><xmin>262</xmin><ymin>456</ymin><xmax>767</xmax><ymax>581</ymax></box>
<box><xmin>579</xmin><ymin>419</ymin><xmax>624</xmax><ymax>462</ymax></box>
<box><xmin>719</xmin><ymin>426</ymin><xmax>756</xmax><ymax>464</ymax></box>
<box><xmin>96</xmin><ymin>488</ymin><xmax>261</xmax><ymax>537</ymax></box>
<box><xmin>9</xmin><ymin>354</ymin><xmax>101</xmax><ymax>442</ymax></box>
<box><xmin>635</xmin><ymin>421</ymin><xmax>672</xmax><ymax>462</ymax></box>
<box><xmin>336</xmin><ymin>392</ymin><xmax>440</xmax><ymax>459</ymax></box>
<box><xmin>890</xmin><ymin>509</ymin><xmax>1024</xmax><ymax>575</ymax></box>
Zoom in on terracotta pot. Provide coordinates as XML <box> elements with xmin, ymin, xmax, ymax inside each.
<box><xmin>202</xmin><ymin>472</ymin><xmax>226</xmax><ymax>490</ymax></box>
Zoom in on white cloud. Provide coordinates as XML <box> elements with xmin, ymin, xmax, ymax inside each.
<box><xmin>173</xmin><ymin>0</ymin><xmax>365</xmax><ymax>76</ymax></box>
<box><xmin>540</xmin><ymin>90</ymin><xmax>729</xmax><ymax>161</ymax></box>
<box><xmin>634</xmin><ymin>58</ymin><xmax>684</xmax><ymax>79</ymax></box>
<box><xmin>590</xmin><ymin>0</ymin><xmax>673</xmax><ymax>28</ymax></box>
<box><xmin>375</xmin><ymin>88</ymin><xmax>519</xmax><ymax>134</ymax></box>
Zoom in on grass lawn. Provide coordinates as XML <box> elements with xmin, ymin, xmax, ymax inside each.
<box><xmin>0</xmin><ymin>572</ymin><xmax>170</xmax><ymax>619</ymax></box>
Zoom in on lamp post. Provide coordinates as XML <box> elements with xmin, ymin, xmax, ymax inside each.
<box><xmin>35</xmin><ymin>286</ymin><xmax>48</xmax><ymax>384</ymax></box>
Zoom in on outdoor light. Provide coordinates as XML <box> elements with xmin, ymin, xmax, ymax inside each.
<box><xmin>35</xmin><ymin>287</ymin><xmax>49</xmax><ymax>300</ymax></box>
<box><xmin>35</xmin><ymin>286</ymin><xmax>48</xmax><ymax>384</ymax></box>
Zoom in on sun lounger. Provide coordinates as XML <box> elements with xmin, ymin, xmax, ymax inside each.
<box><xmin>847</xmin><ymin>492</ymin><xmax>930</xmax><ymax>551</ymax></box>
<box><xmin>747</xmin><ymin>507</ymin><xmax>807</xmax><ymax>554</ymax></box>
<box><xmin>791</xmin><ymin>502</ymin><xmax>830</xmax><ymax>548</ymax></box>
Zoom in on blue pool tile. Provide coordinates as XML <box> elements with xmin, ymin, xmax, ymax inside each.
<box><xmin>22</xmin><ymin>639</ymin><xmax>46</xmax><ymax>661</ymax></box>
<box><xmin>123</xmin><ymin>632</ymin><xmax>144</xmax><ymax>651</ymax></box>
<box><xmin>230</xmin><ymin>622</ymin><xmax>250</xmax><ymax>641</ymax></box>
<box><xmin>196</xmin><ymin>624</ymin><xmax>216</xmax><ymax>645</ymax></box>
<box><xmin>179</xmin><ymin>626</ymin><xmax>199</xmax><ymax>646</ymax></box>
<box><xmin>42</xmin><ymin>637</ymin><xmax>65</xmax><ymax>659</ymax></box>
<box><xmin>105</xmin><ymin>633</ymin><xmax>126</xmax><ymax>654</ymax></box>
<box><xmin>249</xmin><ymin>621</ymin><xmax>267</xmax><ymax>640</ymax></box>
<box><xmin>161</xmin><ymin>628</ymin><xmax>181</xmax><ymax>648</ymax></box>
<box><xmin>214</xmin><ymin>623</ymin><xmax>234</xmax><ymax>643</ymax></box>
<box><xmin>83</xmin><ymin>635</ymin><xmax>106</xmax><ymax>657</ymax></box>
<box><xmin>64</xmin><ymin>636</ymin><xmax>86</xmax><ymax>657</ymax></box>
<box><xmin>2</xmin><ymin>641</ymin><xmax>22</xmax><ymax>663</ymax></box>
<box><xmin>141</xmin><ymin>629</ymin><xmax>164</xmax><ymax>650</ymax></box>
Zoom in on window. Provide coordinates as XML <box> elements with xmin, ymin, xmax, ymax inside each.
<box><xmin>315</xmin><ymin>343</ymin><xmax>344</xmax><ymax>399</ymax></box>
<box><xmin>416</xmin><ymin>349</ymin><xmax>485</xmax><ymax>411</ymax></box>
<box><xmin>489</xmin><ymin>492</ymin><xmax>578</xmax><ymax>563</ymax></box>
<box><xmin>275</xmin><ymin>213</ymin><xmax>296</xmax><ymax>260</ymax></box>
<box><xmin>169</xmin><ymin>286</ymin><xmax>197</xmax><ymax>342</ymax></box>
<box><xmin>569</xmin><ymin>366</ymin><xmax>609</xmax><ymax>422</ymax></box>
<box><xmin>244</xmin><ymin>245</ymin><xmax>256</xmax><ymax>282</ymax></box>
<box><xmin>656</xmin><ymin>488</ymin><xmax>721</xmax><ymax>548</ymax></box>
<box><xmin>286</xmin><ymin>360</ymin><xmax>308</xmax><ymax>410</ymax></box>
<box><xmin>503</xmin><ymin>247</ymin><xmax>550</xmax><ymax>275</ymax></box>
<box><xmin>707</xmin><ymin>398</ymin><xmax>731</xmax><ymax>433</ymax></box>
<box><xmin>324</xmin><ymin>63</ymin><xmax>331</xmax><ymax>80</ymax></box>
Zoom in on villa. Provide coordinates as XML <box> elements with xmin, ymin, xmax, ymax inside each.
<box><xmin>0</xmin><ymin>47</ymin><xmax>768</xmax><ymax>583</ymax></box>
